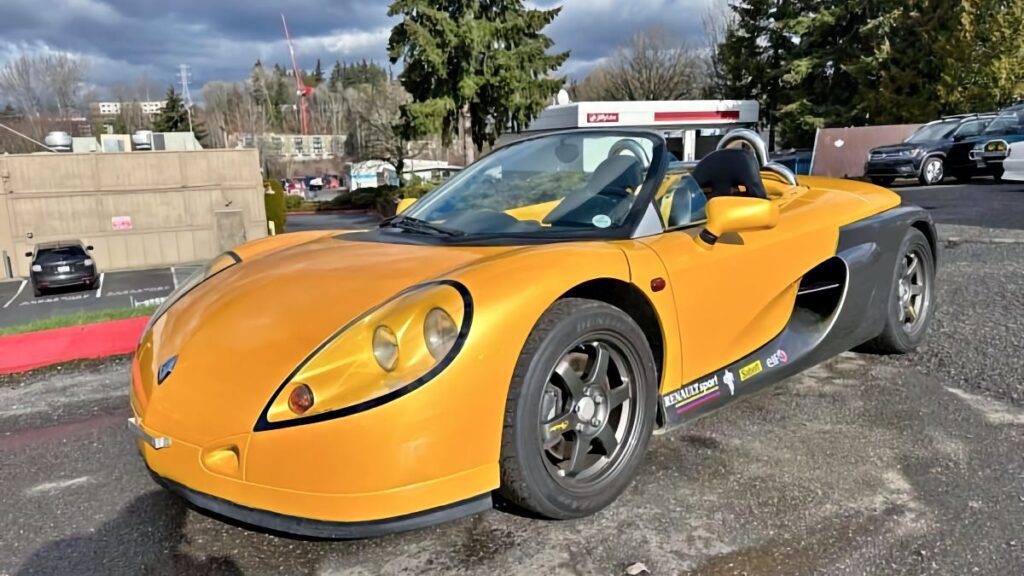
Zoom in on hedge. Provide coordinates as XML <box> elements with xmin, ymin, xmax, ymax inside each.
<box><xmin>264</xmin><ymin>179</ymin><xmax>287</xmax><ymax>234</ymax></box>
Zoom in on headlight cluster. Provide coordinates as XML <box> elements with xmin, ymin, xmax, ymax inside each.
<box><xmin>984</xmin><ymin>140</ymin><xmax>1008</xmax><ymax>153</ymax></box>
<box><xmin>142</xmin><ymin>251</ymin><xmax>240</xmax><ymax>337</ymax></box>
<box><xmin>900</xmin><ymin>148</ymin><xmax>924</xmax><ymax>157</ymax></box>
<box><xmin>256</xmin><ymin>281</ymin><xmax>472</xmax><ymax>430</ymax></box>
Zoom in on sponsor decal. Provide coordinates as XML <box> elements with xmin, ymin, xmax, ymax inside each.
<box><xmin>549</xmin><ymin>420</ymin><xmax>570</xmax><ymax>433</ymax></box>
<box><xmin>765</xmin><ymin>349</ymin><xmax>789</xmax><ymax>369</ymax></box>
<box><xmin>587</xmin><ymin>112</ymin><xmax>619</xmax><ymax>124</ymax></box>
<box><xmin>723</xmin><ymin>369</ymin><xmax>736</xmax><ymax>396</ymax></box>
<box><xmin>739</xmin><ymin>360</ymin><xmax>763</xmax><ymax>382</ymax></box>
<box><xmin>663</xmin><ymin>374</ymin><xmax>721</xmax><ymax>414</ymax></box>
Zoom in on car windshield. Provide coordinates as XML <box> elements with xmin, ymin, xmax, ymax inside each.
<box><xmin>400</xmin><ymin>132</ymin><xmax>659</xmax><ymax>238</ymax></box>
<box><xmin>37</xmin><ymin>247</ymin><xmax>85</xmax><ymax>264</ymax></box>
<box><xmin>982</xmin><ymin>109</ymin><xmax>1024</xmax><ymax>135</ymax></box>
<box><xmin>906</xmin><ymin>122</ymin><xmax>957</xmax><ymax>143</ymax></box>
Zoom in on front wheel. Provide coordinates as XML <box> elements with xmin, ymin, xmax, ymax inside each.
<box><xmin>918</xmin><ymin>157</ymin><xmax>944</xmax><ymax>185</ymax></box>
<box><xmin>862</xmin><ymin>228</ymin><xmax>935</xmax><ymax>354</ymax></box>
<box><xmin>499</xmin><ymin>299</ymin><xmax>657</xmax><ymax>519</ymax></box>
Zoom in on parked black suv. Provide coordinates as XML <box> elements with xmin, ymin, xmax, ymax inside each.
<box><xmin>865</xmin><ymin>113</ymin><xmax>994</xmax><ymax>186</ymax></box>
<box><xmin>26</xmin><ymin>240</ymin><xmax>98</xmax><ymax>297</ymax></box>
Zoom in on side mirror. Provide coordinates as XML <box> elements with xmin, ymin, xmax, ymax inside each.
<box><xmin>396</xmin><ymin>197</ymin><xmax>417</xmax><ymax>215</ymax></box>
<box><xmin>699</xmin><ymin>197</ymin><xmax>779</xmax><ymax>246</ymax></box>
<box><xmin>86</xmin><ymin>245</ymin><xmax>94</xmax><ymax>251</ymax></box>
<box><xmin>25</xmin><ymin>251</ymin><xmax>33</xmax><ymax>258</ymax></box>
<box><xmin>952</xmin><ymin>134</ymin><xmax>965</xmax><ymax>142</ymax></box>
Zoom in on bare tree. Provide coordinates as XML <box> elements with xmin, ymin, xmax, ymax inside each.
<box><xmin>574</xmin><ymin>27</ymin><xmax>705</xmax><ymax>101</ymax></box>
<box><xmin>346</xmin><ymin>82</ymin><xmax>428</xmax><ymax>180</ymax></box>
<box><xmin>0</xmin><ymin>55</ymin><xmax>44</xmax><ymax>137</ymax></box>
<box><xmin>701</xmin><ymin>0</ymin><xmax>735</xmax><ymax>98</ymax></box>
<box><xmin>0</xmin><ymin>50</ymin><xmax>88</xmax><ymax>139</ymax></box>
<box><xmin>42</xmin><ymin>52</ymin><xmax>88</xmax><ymax>120</ymax></box>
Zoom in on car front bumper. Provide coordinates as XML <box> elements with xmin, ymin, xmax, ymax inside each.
<box><xmin>864</xmin><ymin>159</ymin><xmax>920</xmax><ymax>178</ymax></box>
<box><xmin>129</xmin><ymin>404</ymin><xmax>497</xmax><ymax>537</ymax></box>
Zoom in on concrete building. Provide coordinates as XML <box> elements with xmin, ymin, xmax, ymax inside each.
<box><xmin>91</xmin><ymin>101</ymin><xmax>167</xmax><ymax>117</ymax></box>
<box><xmin>0</xmin><ymin>149</ymin><xmax>267</xmax><ymax>279</ymax></box>
<box><xmin>234</xmin><ymin>133</ymin><xmax>347</xmax><ymax>161</ymax></box>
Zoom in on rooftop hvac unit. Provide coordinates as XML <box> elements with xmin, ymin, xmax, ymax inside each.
<box><xmin>44</xmin><ymin>131</ymin><xmax>73</xmax><ymax>153</ymax></box>
<box><xmin>132</xmin><ymin>130</ymin><xmax>154</xmax><ymax>151</ymax></box>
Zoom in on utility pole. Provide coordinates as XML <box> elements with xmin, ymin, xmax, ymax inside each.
<box><xmin>179</xmin><ymin>64</ymin><xmax>195</xmax><ymax>132</ymax></box>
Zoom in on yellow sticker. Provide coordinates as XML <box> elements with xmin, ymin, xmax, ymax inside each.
<box><xmin>549</xmin><ymin>420</ymin><xmax>570</xmax><ymax>433</ymax></box>
<box><xmin>739</xmin><ymin>360</ymin><xmax>763</xmax><ymax>381</ymax></box>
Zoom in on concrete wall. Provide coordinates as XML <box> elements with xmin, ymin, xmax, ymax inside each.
<box><xmin>0</xmin><ymin>149</ymin><xmax>267</xmax><ymax>279</ymax></box>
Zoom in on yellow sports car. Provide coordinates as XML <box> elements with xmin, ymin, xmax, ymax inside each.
<box><xmin>129</xmin><ymin>129</ymin><xmax>936</xmax><ymax>538</ymax></box>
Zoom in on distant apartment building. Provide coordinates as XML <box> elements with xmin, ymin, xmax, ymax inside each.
<box><xmin>91</xmin><ymin>101</ymin><xmax>167</xmax><ymax>117</ymax></box>
<box><xmin>233</xmin><ymin>133</ymin><xmax>347</xmax><ymax>161</ymax></box>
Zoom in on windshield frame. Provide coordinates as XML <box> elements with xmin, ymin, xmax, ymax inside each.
<box><xmin>982</xmin><ymin>108</ymin><xmax>1024</xmax><ymax>136</ymax></box>
<box><xmin>395</xmin><ymin>129</ymin><xmax>669</xmax><ymax>244</ymax></box>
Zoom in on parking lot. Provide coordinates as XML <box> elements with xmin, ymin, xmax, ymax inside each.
<box><xmin>0</xmin><ymin>184</ymin><xmax>1022</xmax><ymax>575</ymax></box>
<box><xmin>0</xmin><ymin>267</ymin><xmax>199</xmax><ymax>329</ymax></box>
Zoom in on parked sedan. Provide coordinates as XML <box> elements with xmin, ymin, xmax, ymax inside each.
<box><xmin>864</xmin><ymin>113</ymin><xmax>994</xmax><ymax>186</ymax></box>
<box><xmin>26</xmin><ymin>240</ymin><xmax>98</xmax><ymax>297</ymax></box>
<box><xmin>1002</xmin><ymin>142</ymin><xmax>1024</xmax><ymax>182</ymax></box>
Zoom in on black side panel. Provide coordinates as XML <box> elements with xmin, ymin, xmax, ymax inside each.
<box><xmin>659</xmin><ymin>205</ymin><xmax>934</xmax><ymax>432</ymax></box>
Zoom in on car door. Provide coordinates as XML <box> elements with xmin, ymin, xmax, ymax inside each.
<box><xmin>946</xmin><ymin>120</ymin><xmax>987</xmax><ymax>174</ymax></box>
<box><xmin>641</xmin><ymin>177</ymin><xmax>838</xmax><ymax>383</ymax></box>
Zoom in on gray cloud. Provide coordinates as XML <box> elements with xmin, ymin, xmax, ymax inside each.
<box><xmin>0</xmin><ymin>0</ymin><xmax>715</xmax><ymax>96</ymax></box>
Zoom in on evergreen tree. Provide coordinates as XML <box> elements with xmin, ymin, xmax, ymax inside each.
<box><xmin>313</xmin><ymin>58</ymin><xmax>324</xmax><ymax>85</ymax></box>
<box><xmin>328</xmin><ymin>60</ymin><xmax>344</xmax><ymax>92</ymax></box>
<box><xmin>153</xmin><ymin>86</ymin><xmax>191</xmax><ymax>132</ymax></box>
<box><xmin>387</xmin><ymin>0</ymin><xmax>569</xmax><ymax>151</ymax></box>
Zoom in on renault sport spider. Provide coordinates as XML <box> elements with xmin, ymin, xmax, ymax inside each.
<box><xmin>129</xmin><ymin>129</ymin><xmax>936</xmax><ymax>538</ymax></box>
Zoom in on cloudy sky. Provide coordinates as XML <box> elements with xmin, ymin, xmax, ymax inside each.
<box><xmin>0</xmin><ymin>0</ymin><xmax>714</xmax><ymax>97</ymax></box>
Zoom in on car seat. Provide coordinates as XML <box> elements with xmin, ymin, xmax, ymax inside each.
<box><xmin>691</xmin><ymin>148</ymin><xmax>767</xmax><ymax>200</ymax></box>
<box><xmin>544</xmin><ymin>156</ymin><xmax>644</xmax><ymax>226</ymax></box>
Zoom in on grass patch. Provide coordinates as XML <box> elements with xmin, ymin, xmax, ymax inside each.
<box><xmin>0</xmin><ymin>305</ymin><xmax>157</xmax><ymax>336</ymax></box>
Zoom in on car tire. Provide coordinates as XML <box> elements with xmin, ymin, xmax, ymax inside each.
<box><xmin>993</xmin><ymin>166</ymin><xmax>1004</xmax><ymax>183</ymax></box>
<box><xmin>32</xmin><ymin>286</ymin><xmax>43</xmax><ymax>298</ymax></box>
<box><xmin>861</xmin><ymin>228</ymin><xmax>935</xmax><ymax>354</ymax></box>
<box><xmin>870</xmin><ymin>177</ymin><xmax>895</xmax><ymax>187</ymax></box>
<box><xmin>498</xmin><ymin>298</ymin><xmax>657</xmax><ymax>520</ymax></box>
<box><xmin>918</xmin><ymin>157</ymin><xmax>944</xmax><ymax>186</ymax></box>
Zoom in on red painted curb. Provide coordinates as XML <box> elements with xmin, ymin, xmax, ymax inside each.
<box><xmin>0</xmin><ymin>316</ymin><xmax>148</xmax><ymax>374</ymax></box>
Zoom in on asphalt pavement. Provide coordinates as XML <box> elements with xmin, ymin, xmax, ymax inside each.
<box><xmin>891</xmin><ymin>178</ymin><xmax>1024</xmax><ymax>230</ymax></box>
<box><xmin>1</xmin><ymin>192</ymin><xmax>1023</xmax><ymax>575</ymax></box>
<box><xmin>0</xmin><ymin>267</ymin><xmax>198</xmax><ymax>329</ymax></box>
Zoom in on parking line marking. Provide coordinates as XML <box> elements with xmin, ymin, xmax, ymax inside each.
<box><xmin>3</xmin><ymin>280</ymin><xmax>26</xmax><ymax>308</ymax></box>
<box><xmin>171</xmin><ymin>267</ymin><xmax>179</xmax><ymax>290</ymax></box>
<box><xmin>96</xmin><ymin>273</ymin><xmax>105</xmax><ymax>298</ymax></box>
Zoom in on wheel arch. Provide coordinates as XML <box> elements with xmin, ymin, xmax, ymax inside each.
<box><xmin>558</xmin><ymin>278</ymin><xmax>665</xmax><ymax>389</ymax></box>
<box><xmin>910</xmin><ymin>219</ymin><xmax>938</xmax><ymax>267</ymax></box>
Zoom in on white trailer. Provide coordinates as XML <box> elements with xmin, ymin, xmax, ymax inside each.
<box><xmin>501</xmin><ymin>100</ymin><xmax>760</xmax><ymax>161</ymax></box>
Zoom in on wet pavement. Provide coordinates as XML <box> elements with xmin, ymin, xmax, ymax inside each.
<box><xmin>1</xmin><ymin>220</ymin><xmax>1022</xmax><ymax>575</ymax></box>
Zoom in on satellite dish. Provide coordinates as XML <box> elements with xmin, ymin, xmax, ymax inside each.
<box><xmin>556</xmin><ymin>89</ymin><xmax>571</xmax><ymax>106</ymax></box>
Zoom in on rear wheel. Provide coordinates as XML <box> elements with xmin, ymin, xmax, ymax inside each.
<box><xmin>32</xmin><ymin>285</ymin><xmax>43</xmax><ymax>298</ymax></box>
<box><xmin>862</xmin><ymin>228</ymin><xmax>935</xmax><ymax>354</ymax></box>
<box><xmin>918</xmin><ymin>157</ymin><xmax>944</xmax><ymax>186</ymax></box>
<box><xmin>499</xmin><ymin>299</ymin><xmax>657</xmax><ymax>519</ymax></box>
<box><xmin>870</xmin><ymin>176</ymin><xmax>895</xmax><ymax>187</ymax></box>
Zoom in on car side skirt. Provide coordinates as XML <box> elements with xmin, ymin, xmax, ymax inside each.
<box><xmin>657</xmin><ymin>205</ymin><xmax>935</xmax><ymax>432</ymax></box>
<box><xmin>150</xmin><ymin>469</ymin><xmax>493</xmax><ymax>539</ymax></box>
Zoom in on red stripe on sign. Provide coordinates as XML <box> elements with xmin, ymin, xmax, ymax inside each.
<box><xmin>654</xmin><ymin>111</ymin><xmax>740</xmax><ymax>122</ymax></box>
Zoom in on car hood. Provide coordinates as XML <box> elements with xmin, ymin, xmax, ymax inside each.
<box><xmin>869</xmin><ymin>142</ymin><xmax>933</xmax><ymax>155</ymax></box>
<box><xmin>135</xmin><ymin>234</ymin><xmax>516</xmax><ymax>444</ymax></box>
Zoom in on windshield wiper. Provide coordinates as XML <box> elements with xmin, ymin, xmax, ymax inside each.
<box><xmin>379</xmin><ymin>215</ymin><xmax>465</xmax><ymax>237</ymax></box>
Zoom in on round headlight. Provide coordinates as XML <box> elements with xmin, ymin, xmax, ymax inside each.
<box><xmin>424</xmin><ymin>308</ymin><xmax>458</xmax><ymax>360</ymax></box>
<box><xmin>373</xmin><ymin>325</ymin><xmax>399</xmax><ymax>371</ymax></box>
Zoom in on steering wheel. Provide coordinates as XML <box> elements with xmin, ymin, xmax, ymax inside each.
<box><xmin>608</xmin><ymin>139</ymin><xmax>650</xmax><ymax>169</ymax></box>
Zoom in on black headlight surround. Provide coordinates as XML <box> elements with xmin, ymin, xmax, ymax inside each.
<box><xmin>253</xmin><ymin>280</ymin><xmax>474</xmax><ymax>432</ymax></box>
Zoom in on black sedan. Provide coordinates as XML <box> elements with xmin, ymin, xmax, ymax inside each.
<box><xmin>864</xmin><ymin>113</ymin><xmax>993</xmax><ymax>186</ymax></box>
<box><xmin>26</xmin><ymin>241</ymin><xmax>98</xmax><ymax>297</ymax></box>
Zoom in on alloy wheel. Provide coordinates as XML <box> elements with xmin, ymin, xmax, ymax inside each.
<box><xmin>897</xmin><ymin>246</ymin><xmax>930</xmax><ymax>333</ymax></box>
<box><xmin>538</xmin><ymin>338</ymin><xmax>638</xmax><ymax>488</ymax></box>
<box><xmin>924</xmin><ymin>159</ymin><xmax>944</xmax><ymax>184</ymax></box>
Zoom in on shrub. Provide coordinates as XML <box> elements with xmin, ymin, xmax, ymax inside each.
<box><xmin>264</xmin><ymin>179</ymin><xmax>287</xmax><ymax>234</ymax></box>
<box><xmin>284</xmin><ymin>194</ymin><xmax>305</xmax><ymax>210</ymax></box>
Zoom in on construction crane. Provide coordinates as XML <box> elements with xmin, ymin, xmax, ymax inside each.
<box><xmin>281</xmin><ymin>14</ymin><xmax>313</xmax><ymax>135</ymax></box>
